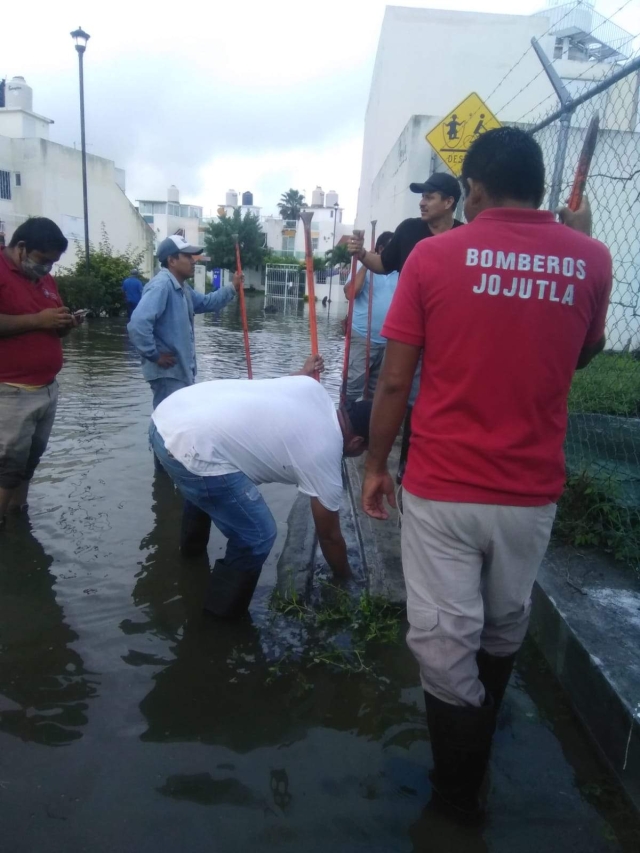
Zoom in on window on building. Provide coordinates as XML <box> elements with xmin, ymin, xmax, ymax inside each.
<box><xmin>311</xmin><ymin>237</ymin><xmax>319</xmax><ymax>252</ymax></box>
<box><xmin>168</xmin><ymin>203</ymin><xmax>181</xmax><ymax>216</ymax></box>
<box><xmin>153</xmin><ymin>202</ymin><xmax>167</xmax><ymax>214</ymax></box>
<box><xmin>14</xmin><ymin>172</ymin><xmax>21</xmax><ymax>187</ymax></box>
<box><xmin>142</xmin><ymin>215</ymin><xmax>154</xmax><ymax>224</ymax></box>
<box><xmin>0</xmin><ymin>170</ymin><xmax>11</xmax><ymax>200</ymax></box>
<box><xmin>282</xmin><ymin>235</ymin><xmax>295</xmax><ymax>253</ymax></box>
<box><xmin>139</xmin><ymin>202</ymin><xmax>153</xmax><ymax>214</ymax></box>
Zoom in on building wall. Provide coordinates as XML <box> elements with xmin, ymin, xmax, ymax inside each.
<box><xmin>5</xmin><ymin>137</ymin><xmax>154</xmax><ymax>274</ymax></box>
<box><xmin>262</xmin><ymin>212</ymin><xmax>351</xmax><ymax>259</ymax></box>
<box><xmin>0</xmin><ymin>109</ymin><xmax>51</xmax><ymax>140</ymax></box>
<box><xmin>357</xmin><ymin>7</ymin><xmax>555</xmax><ymax>231</ymax></box>
<box><xmin>147</xmin><ymin>212</ymin><xmax>202</xmax><ymax>247</ymax></box>
<box><xmin>357</xmin><ymin>6</ymin><xmax>640</xmax><ymax>242</ymax></box>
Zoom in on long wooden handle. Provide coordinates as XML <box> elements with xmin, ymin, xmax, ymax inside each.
<box><xmin>234</xmin><ymin>239</ymin><xmax>253</xmax><ymax>380</ymax></box>
<box><xmin>300</xmin><ymin>214</ymin><xmax>320</xmax><ymax>381</ymax></box>
<box><xmin>568</xmin><ymin>113</ymin><xmax>599</xmax><ymax>212</ymax></box>
<box><xmin>341</xmin><ymin>230</ymin><xmax>365</xmax><ymax>405</ymax></box>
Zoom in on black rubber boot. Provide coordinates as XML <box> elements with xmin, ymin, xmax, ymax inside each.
<box><xmin>396</xmin><ymin>406</ymin><xmax>413</xmax><ymax>485</ymax></box>
<box><xmin>203</xmin><ymin>560</ymin><xmax>261</xmax><ymax>620</ymax></box>
<box><xmin>476</xmin><ymin>649</ymin><xmax>517</xmax><ymax>717</ymax></box>
<box><xmin>180</xmin><ymin>501</ymin><xmax>212</xmax><ymax>558</ymax></box>
<box><xmin>424</xmin><ymin>690</ymin><xmax>496</xmax><ymax>825</ymax></box>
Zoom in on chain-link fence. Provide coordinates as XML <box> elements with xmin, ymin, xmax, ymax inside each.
<box><xmin>509</xmin><ymin>28</ymin><xmax>640</xmax><ymax>567</ymax></box>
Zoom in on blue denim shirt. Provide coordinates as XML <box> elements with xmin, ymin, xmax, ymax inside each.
<box><xmin>127</xmin><ymin>268</ymin><xmax>236</xmax><ymax>385</ymax></box>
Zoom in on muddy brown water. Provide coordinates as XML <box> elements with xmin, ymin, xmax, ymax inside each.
<box><xmin>0</xmin><ymin>297</ymin><xmax>638</xmax><ymax>852</ymax></box>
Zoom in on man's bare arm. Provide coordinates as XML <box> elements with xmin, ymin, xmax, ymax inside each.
<box><xmin>310</xmin><ymin>498</ymin><xmax>350</xmax><ymax>577</ymax></box>
<box><xmin>0</xmin><ymin>308</ymin><xmax>73</xmax><ymax>338</ymax></box>
<box><xmin>344</xmin><ymin>265</ymin><xmax>368</xmax><ymax>299</ymax></box>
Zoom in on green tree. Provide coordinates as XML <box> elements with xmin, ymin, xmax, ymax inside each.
<box><xmin>56</xmin><ymin>226</ymin><xmax>146</xmax><ymax>316</ymax></box>
<box><xmin>325</xmin><ymin>243</ymin><xmax>351</xmax><ymax>268</ymax></box>
<box><xmin>277</xmin><ymin>189</ymin><xmax>306</xmax><ymax>221</ymax></box>
<box><xmin>204</xmin><ymin>208</ymin><xmax>267</xmax><ymax>271</ymax></box>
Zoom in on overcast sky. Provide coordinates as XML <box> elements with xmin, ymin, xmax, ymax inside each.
<box><xmin>3</xmin><ymin>1</ymin><xmax>639</xmax><ymax>221</ymax></box>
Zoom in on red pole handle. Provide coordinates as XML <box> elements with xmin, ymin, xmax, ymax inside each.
<box><xmin>568</xmin><ymin>113</ymin><xmax>599</xmax><ymax>212</ymax></box>
<box><xmin>341</xmin><ymin>229</ymin><xmax>365</xmax><ymax>406</ymax></box>
<box><xmin>234</xmin><ymin>239</ymin><xmax>253</xmax><ymax>380</ymax></box>
<box><xmin>300</xmin><ymin>212</ymin><xmax>320</xmax><ymax>381</ymax></box>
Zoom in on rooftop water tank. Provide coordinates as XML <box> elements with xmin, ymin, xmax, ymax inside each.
<box><xmin>6</xmin><ymin>76</ymin><xmax>33</xmax><ymax>112</ymax></box>
<box><xmin>167</xmin><ymin>185</ymin><xmax>180</xmax><ymax>203</ymax></box>
<box><xmin>242</xmin><ymin>190</ymin><xmax>254</xmax><ymax>206</ymax></box>
<box><xmin>226</xmin><ymin>189</ymin><xmax>238</xmax><ymax>207</ymax></box>
<box><xmin>325</xmin><ymin>190</ymin><xmax>339</xmax><ymax>208</ymax></box>
<box><xmin>311</xmin><ymin>186</ymin><xmax>325</xmax><ymax>208</ymax></box>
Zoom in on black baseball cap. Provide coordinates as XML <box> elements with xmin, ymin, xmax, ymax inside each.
<box><xmin>410</xmin><ymin>173</ymin><xmax>462</xmax><ymax>204</ymax></box>
<box><xmin>343</xmin><ymin>399</ymin><xmax>373</xmax><ymax>445</ymax></box>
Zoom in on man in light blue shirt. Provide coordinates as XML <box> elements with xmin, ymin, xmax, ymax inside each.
<box><xmin>128</xmin><ymin>234</ymin><xmax>241</xmax><ymax>411</ymax></box>
<box><xmin>344</xmin><ymin>231</ymin><xmax>398</xmax><ymax>402</ymax></box>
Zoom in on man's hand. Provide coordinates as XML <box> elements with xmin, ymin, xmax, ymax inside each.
<box><xmin>232</xmin><ymin>272</ymin><xmax>244</xmax><ymax>293</ymax></box>
<box><xmin>347</xmin><ymin>233</ymin><xmax>365</xmax><ymax>258</ymax></box>
<box><xmin>300</xmin><ymin>354</ymin><xmax>324</xmax><ymax>377</ymax></box>
<box><xmin>37</xmin><ymin>307</ymin><xmax>74</xmax><ymax>330</ymax></box>
<box><xmin>362</xmin><ymin>468</ymin><xmax>397</xmax><ymax>521</ymax></box>
<box><xmin>157</xmin><ymin>352</ymin><xmax>177</xmax><ymax>369</ymax></box>
<box><xmin>558</xmin><ymin>196</ymin><xmax>592</xmax><ymax>236</ymax></box>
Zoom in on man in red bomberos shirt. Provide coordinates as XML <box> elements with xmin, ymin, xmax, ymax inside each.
<box><xmin>0</xmin><ymin>217</ymin><xmax>82</xmax><ymax>530</ymax></box>
<box><xmin>362</xmin><ymin>127</ymin><xmax>611</xmax><ymax>824</ymax></box>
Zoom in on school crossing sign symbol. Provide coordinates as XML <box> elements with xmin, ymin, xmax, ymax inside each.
<box><xmin>426</xmin><ymin>92</ymin><xmax>501</xmax><ymax>177</ymax></box>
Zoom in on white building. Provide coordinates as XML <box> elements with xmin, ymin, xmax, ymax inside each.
<box><xmin>0</xmin><ymin>76</ymin><xmax>155</xmax><ymax>275</ymax></box>
<box><xmin>262</xmin><ymin>188</ymin><xmax>352</xmax><ymax>260</ymax></box>
<box><xmin>356</xmin><ymin>1</ymin><xmax>639</xmax><ymax>236</ymax></box>
<box><xmin>136</xmin><ymin>185</ymin><xmax>203</xmax><ymax>250</ymax></box>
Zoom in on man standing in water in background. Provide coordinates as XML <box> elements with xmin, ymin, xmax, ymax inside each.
<box><xmin>128</xmin><ymin>234</ymin><xmax>242</xmax><ymax>413</ymax></box>
<box><xmin>362</xmin><ymin>127</ymin><xmax>607</xmax><ymax>825</ymax></box>
<box><xmin>0</xmin><ymin>217</ymin><xmax>83</xmax><ymax>530</ymax></box>
<box><xmin>122</xmin><ymin>269</ymin><xmax>143</xmax><ymax>320</ymax></box>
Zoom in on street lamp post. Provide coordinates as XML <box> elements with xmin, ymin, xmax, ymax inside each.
<box><xmin>71</xmin><ymin>26</ymin><xmax>91</xmax><ymax>273</ymax></box>
<box><xmin>328</xmin><ymin>202</ymin><xmax>339</xmax><ymax>306</ymax></box>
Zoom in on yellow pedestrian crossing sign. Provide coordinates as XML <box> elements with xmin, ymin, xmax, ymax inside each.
<box><xmin>426</xmin><ymin>92</ymin><xmax>501</xmax><ymax>177</ymax></box>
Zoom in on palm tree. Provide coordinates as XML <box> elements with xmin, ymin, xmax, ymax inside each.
<box><xmin>325</xmin><ymin>243</ymin><xmax>351</xmax><ymax>268</ymax></box>
<box><xmin>278</xmin><ymin>189</ymin><xmax>306</xmax><ymax>221</ymax></box>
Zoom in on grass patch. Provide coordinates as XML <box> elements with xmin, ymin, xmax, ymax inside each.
<box><xmin>569</xmin><ymin>352</ymin><xmax>640</xmax><ymax>417</ymax></box>
<box><xmin>269</xmin><ymin>584</ymin><xmax>403</xmax><ymax>677</ymax></box>
<box><xmin>554</xmin><ymin>470</ymin><xmax>640</xmax><ymax>570</ymax></box>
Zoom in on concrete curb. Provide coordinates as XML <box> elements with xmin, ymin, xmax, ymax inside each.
<box><xmin>529</xmin><ymin>550</ymin><xmax>640</xmax><ymax>812</ymax></box>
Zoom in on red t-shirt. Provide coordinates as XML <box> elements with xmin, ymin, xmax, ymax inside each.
<box><xmin>0</xmin><ymin>250</ymin><xmax>64</xmax><ymax>386</ymax></box>
<box><xmin>382</xmin><ymin>208</ymin><xmax>612</xmax><ymax>506</ymax></box>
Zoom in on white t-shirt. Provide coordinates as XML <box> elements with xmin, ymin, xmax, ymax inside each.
<box><xmin>152</xmin><ymin>375</ymin><xmax>344</xmax><ymax>511</ymax></box>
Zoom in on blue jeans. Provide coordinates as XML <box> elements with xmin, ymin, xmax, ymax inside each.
<box><xmin>149</xmin><ymin>377</ymin><xmax>189</xmax><ymax>411</ymax></box>
<box><xmin>149</xmin><ymin>422</ymin><xmax>277</xmax><ymax>573</ymax></box>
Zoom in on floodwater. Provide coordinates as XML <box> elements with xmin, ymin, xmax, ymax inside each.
<box><xmin>0</xmin><ymin>297</ymin><xmax>638</xmax><ymax>853</ymax></box>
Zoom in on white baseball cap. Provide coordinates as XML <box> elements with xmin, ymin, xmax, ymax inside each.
<box><xmin>156</xmin><ymin>234</ymin><xmax>204</xmax><ymax>262</ymax></box>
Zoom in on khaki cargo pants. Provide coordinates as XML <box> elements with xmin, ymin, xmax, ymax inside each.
<box><xmin>0</xmin><ymin>382</ymin><xmax>59</xmax><ymax>489</ymax></box>
<box><xmin>401</xmin><ymin>489</ymin><xmax>556</xmax><ymax>708</ymax></box>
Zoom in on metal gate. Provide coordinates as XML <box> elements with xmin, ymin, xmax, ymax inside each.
<box><xmin>264</xmin><ymin>264</ymin><xmax>304</xmax><ymax>312</ymax></box>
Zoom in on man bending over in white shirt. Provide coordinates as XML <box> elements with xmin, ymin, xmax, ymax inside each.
<box><xmin>149</xmin><ymin>355</ymin><xmax>372</xmax><ymax>619</ymax></box>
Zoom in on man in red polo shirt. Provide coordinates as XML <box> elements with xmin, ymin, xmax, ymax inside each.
<box><xmin>362</xmin><ymin>127</ymin><xmax>611</xmax><ymax>823</ymax></box>
<box><xmin>0</xmin><ymin>217</ymin><xmax>81</xmax><ymax>529</ymax></box>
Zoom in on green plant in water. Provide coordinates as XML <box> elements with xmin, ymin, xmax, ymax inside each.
<box><xmin>270</xmin><ymin>584</ymin><xmax>403</xmax><ymax>676</ymax></box>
